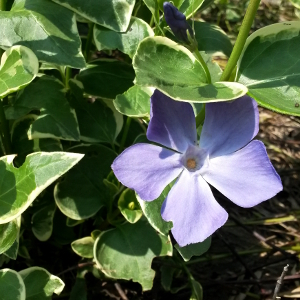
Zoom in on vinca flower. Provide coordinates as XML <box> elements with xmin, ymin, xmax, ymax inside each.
<box><xmin>163</xmin><ymin>2</ymin><xmax>194</xmax><ymax>43</ymax></box>
<box><xmin>112</xmin><ymin>90</ymin><xmax>283</xmax><ymax>247</ymax></box>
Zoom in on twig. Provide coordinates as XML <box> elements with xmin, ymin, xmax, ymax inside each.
<box><xmin>114</xmin><ymin>283</ymin><xmax>128</xmax><ymax>300</ymax></box>
<box><xmin>56</xmin><ymin>261</ymin><xmax>95</xmax><ymax>276</ymax></box>
<box><xmin>272</xmin><ymin>264</ymin><xmax>289</xmax><ymax>300</ymax></box>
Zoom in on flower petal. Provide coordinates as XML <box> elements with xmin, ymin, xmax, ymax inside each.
<box><xmin>147</xmin><ymin>90</ymin><xmax>197</xmax><ymax>153</ymax></box>
<box><xmin>200</xmin><ymin>95</ymin><xmax>259</xmax><ymax>158</ymax></box>
<box><xmin>203</xmin><ymin>140</ymin><xmax>283</xmax><ymax>207</ymax></box>
<box><xmin>112</xmin><ymin>143</ymin><xmax>183</xmax><ymax>201</ymax></box>
<box><xmin>161</xmin><ymin>170</ymin><xmax>228</xmax><ymax>247</ymax></box>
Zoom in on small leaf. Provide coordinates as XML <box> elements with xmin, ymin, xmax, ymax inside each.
<box><xmin>160</xmin><ymin>264</ymin><xmax>176</xmax><ymax>291</ymax></box>
<box><xmin>0</xmin><ymin>152</ymin><xmax>84</xmax><ymax>224</ymax></box>
<box><xmin>237</xmin><ymin>21</ymin><xmax>300</xmax><ymax>116</ymax></box>
<box><xmin>175</xmin><ymin>237</ymin><xmax>211</xmax><ymax>261</ymax></box>
<box><xmin>51</xmin><ymin>0</ymin><xmax>136</xmax><ymax>32</ymax></box>
<box><xmin>5</xmin><ymin>75</ymin><xmax>80</xmax><ymax>141</ymax></box>
<box><xmin>0</xmin><ymin>0</ymin><xmax>85</xmax><ymax>68</ymax></box>
<box><xmin>0</xmin><ymin>217</ymin><xmax>20</xmax><ymax>254</ymax></box>
<box><xmin>31</xmin><ymin>203</ymin><xmax>56</xmax><ymax>242</ymax></box>
<box><xmin>71</xmin><ymin>237</ymin><xmax>94</xmax><ymax>258</ymax></box>
<box><xmin>136</xmin><ymin>184</ymin><xmax>173</xmax><ymax>236</ymax></box>
<box><xmin>0</xmin><ymin>45</ymin><xmax>38</xmax><ymax>98</ymax></box>
<box><xmin>69</xmin><ymin>277</ymin><xmax>87</xmax><ymax>300</ymax></box>
<box><xmin>118</xmin><ymin>189</ymin><xmax>143</xmax><ymax>224</ymax></box>
<box><xmin>114</xmin><ymin>85</ymin><xmax>152</xmax><ymax>117</ymax></box>
<box><xmin>0</xmin><ymin>269</ymin><xmax>26</xmax><ymax>300</ymax></box>
<box><xmin>94</xmin><ymin>218</ymin><xmax>173</xmax><ymax>291</ymax></box>
<box><xmin>190</xmin><ymin>279</ymin><xmax>203</xmax><ymax>300</ymax></box>
<box><xmin>19</xmin><ymin>267</ymin><xmax>64</xmax><ymax>299</ymax></box>
<box><xmin>76</xmin><ymin>60</ymin><xmax>135</xmax><ymax>99</ymax></box>
<box><xmin>133</xmin><ymin>36</ymin><xmax>247</xmax><ymax>102</ymax></box>
<box><xmin>94</xmin><ymin>17</ymin><xmax>154</xmax><ymax>58</ymax></box>
<box><xmin>54</xmin><ymin>145</ymin><xmax>116</xmax><ymax>220</ymax></box>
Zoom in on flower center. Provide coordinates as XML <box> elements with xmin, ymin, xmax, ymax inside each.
<box><xmin>186</xmin><ymin>158</ymin><xmax>197</xmax><ymax>169</ymax></box>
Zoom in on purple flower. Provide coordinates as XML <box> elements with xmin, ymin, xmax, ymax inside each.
<box><xmin>163</xmin><ymin>2</ymin><xmax>194</xmax><ymax>43</ymax></box>
<box><xmin>112</xmin><ymin>90</ymin><xmax>283</xmax><ymax>247</ymax></box>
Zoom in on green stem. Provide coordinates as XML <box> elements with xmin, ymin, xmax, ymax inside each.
<box><xmin>0</xmin><ymin>0</ymin><xmax>7</xmax><ymax>11</ymax></box>
<box><xmin>64</xmin><ymin>67</ymin><xmax>71</xmax><ymax>89</ymax></box>
<box><xmin>119</xmin><ymin>117</ymin><xmax>132</xmax><ymax>153</ymax></box>
<box><xmin>195</xmin><ymin>104</ymin><xmax>205</xmax><ymax>128</ymax></box>
<box><xmin>84</xmin><ymin>23</ymin><xmax>94</xmax><ymax>62</ymax></box>
<box><xmin>220</xmin><ymin>0</ymin><xmax>261</xmax><ymax>81</ymax></box>
<box><xmin>194</xmin><ymin>49</ymin><xmax>211</xmax><ymax>84</ymax></box>
<box><xmin>0</xmin><ymin>98</ymin><xmax>12</xmax><ymax>154</ymax></box>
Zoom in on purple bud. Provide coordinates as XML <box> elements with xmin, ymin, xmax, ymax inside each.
<box><xmin>163</xmin><ymin>2</ymin><xmax>194</xmax><ymax>43</ymax></box>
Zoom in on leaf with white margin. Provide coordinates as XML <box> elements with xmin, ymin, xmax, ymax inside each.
<box><xmin>0</xmin><ymin>217</ymin><xmax>20</xmax><ymax>254</ymax></box>
<box><xmin>114</xmin><ymin>85</ymin><xmax>153</xmax><ymax>117</ymax></box>
<box><xmin>0</xmin><ymin>269</ymin><xmax>26</xmax><ymax>300</ymax></box>
<box><xmin>32</xmin><ymin>203</ymin><xmax>56</xmax><ymax>242</ymax></box>
<box><xmin>0</xmin><ymin>45</ymin><xmax>38</xmax><ymax>99</ymax></box>
<box><xmin>51</xmin><ymin>0</ymin><xmax>136</xmax><ymax>32</ymax></box>
<box><xmin>236</xmin><ymin>21</ymin><xmax>300</xmax><ymax>116</ymax></box>
<box><xmin>133</xmin><ymin>37</ymin><xmax>247</xmax><ymax>102</ymax></box>
<box><xmin>158</xmin><ymin>0</ymin><xmax>204</xmax><ymax>18</ymax></box>
<box><xmin>94</xmin><ymin>17</ymin><xmax>154</xmax><ymax>58</ymax></box>
<box><xmin>19</xmin><ymin>267</ymin><xmax>64</xmax><ymax>299</ymax></box>
<box><xmin>94</xmin><ymin>218</ymin><xmax>173</xmax><ymax>291</ymax></box>
<box><xmin>0</xmin><ymin>152</ymin><xmax>84</xmax><ymax>224</ymax></box>
<box><xmin>0</xmin><ymin>0</ymin><xmax>85</xmax><ymax>68</ymax></box>
<box><xmin>5</xmin><ymin>75</ymin><xmax>80</xmax><ymax>141</ymax></box>
<box><xmin>71</xmin><ymin>236</ymin><xmax>94</xmax><ymax>258</ymax></box>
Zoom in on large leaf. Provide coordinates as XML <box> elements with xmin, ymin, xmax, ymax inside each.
<box><xmin>133</xmin><ymin>36</ymin><xmax>247</xmax><ymax>102</ymax></box>
<box><xmin>0</xmin><ymin>217</ymin><xmax>20</xmax><ymax>254</ymax></box>
<box><xmin>19</xmin><ymin>267</ymin><xmax>64</xmax><ymax>299</ymax></box>
<box><xmin>0</xmin><ymin>152</ymin><xmax>83</xmax><ymax>224</ymax></box>
<box><xmin>0</xmin><ymin>45</ymin><xmax>38</xmax><ymax>99</ymax></box>
<box><xmin>54</xmin><ymin>145</ymin><xmax>116</xmax><ymax>220</ymax></box>
<box><xmin>0</xmin><ymin>269</ymin><xmax>26</xmax><ymax>300</ymax></box>
<box><xmin>5</xmin><ymin>75</ymin><xmax>80</xmax><ymax>141</ymax></box>
<box><xmin>114</xmin><ymin>85</ymin><xmax>153</xmax><ymax>117</ymax></box>
<box><xmin>237</xmin><ymin>22</ymin><xmax>300</xmax><ymax>116</ymax></box>
<box><xmin>0</xmin><ymin>0</ymin><xmax>85</xmax><ymax>68</ymax></box>
<box><xmin>69</xmin><ymin>80</ymin><xmax>121</xmax><ymax>144</ymax></box>
<box><xmin>136</xmin><ymin>184</ymin><xmax>173</xmax><ymax>236</ymax></box>
<box><xmin>51</xmin><ymin>0</ymin><xmax>136</xmax><ymax>32</ymax></box>
<box><xmin>94</xmin><ymin>17</ymin><xmax>154</xmax><ymax>58</ymax></box>
<box><xmin>76</xmin><ymin>59</ymin><xmax>135</xmax><ymax>99</ymax></box>
<box><xmin>94</xmin><ymin>218</ymin><xmax>172</xmax><ymax>290</ymax></box>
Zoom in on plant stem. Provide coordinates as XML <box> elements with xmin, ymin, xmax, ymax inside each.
<box><xmin>220</xmin><ymin>0</ymin><xmax>261</xmax><ymax>81</ymax></box>
<box><xmin>195</xmin><ymin>104</ymin><xmax>205</xmax><ymax>128</ymax></box>
<box><xmin>119</xmin><ymin>117</ymin><xmax>132</xmax><ymax>153</ymax></box>
<box><xmin>84</xmin><ymin>23</ymin><xmax>94</xmax><ymax>62</ymax></box>
<box><xmin>65</xmin><ymin>67</ymin><xmax>71</xmax><ymax>89</ymax></box>
<box><xmin>0</xmin><ymin>0</ymin><xmax>7</xmax><ymax>11</ymax></box>
<box><xmin>0</xmin><ymin>98</ymin><xmax>12</xmax><ymax>154</ymax></box>
<box><xmin>193</xmin><ymin>49</ymin><xmax>211</xmax><ymax>84</ymax></box>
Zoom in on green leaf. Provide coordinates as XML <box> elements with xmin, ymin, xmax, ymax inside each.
<box><xmin>71</xmin><ymin>237</ymin><xmax>94</xmax><ymax>258</ymax></box>
<box><xmin>31</xmin><ymin>203</ymin><xmax>56</xmax><ymax>242</ymax></box>
<box><xmin>54</xmin><ymin>145</ymin><xmax>116</xmax><ymax>220</ymax></box>
<box><xmin>0</xmin><ymin>0</ymin><xmax>85</xmax><ymax>68</ymax></box>
<box><xmin>4</xmin><ymin>237</ymin><xmax>19</xmax><ymax>260</ymax></box>
<box><xmin>5</xmin><ymin>75</ymin><xmax>80</xmax><ymax>141</ymax></box>
<box><xmin>0</xmin><ymin>45</ymin><xmax>38</xmax><ymax>99</ymax></box>
<box><xmin>193</xmin><ymin>21</ymin><xmax>232</xmax><ymax>56</ymax></box>
<box><xmin>69</xmin><ymin>80</ymin><xmax>122</xmax><ymax>144</ymax></box>
<box><xmin>94</xmin><ymin>218</ymin><xmax>173</xmax><ymax>290</ymax></box>
<box><xmin>118</xmin><ymin>189</ymin><xmax>143</xmax><ymax>224</ymax></box>
<box><xmin>160</xmin><ymin>264</ymin><xmax>176</xmax><ymax>291</ymax></box>
<box><xmin>69</xmin><ymin>277</ymin><xmax>87</xmax><ymax>300</ymax></box>
<box><xmin>175</xmin><ymin>237</ymin><xmax>211</xmax><ymax>261</ymax></box>
<box><xmin>11</xmin><ymin>114</ymin><xmax>63</xmax><ymax>166</ymax></box>
<box><xmin>190</xmin><ymin>279</ymin><xmax>203</xmax><ymax>300</ymax></box>
<box><xmin>51</xmin><ymin>0</ymin><xmax>136</xmax><ymax>32</ymax></box>
<box><xmin>66</xmin><ymin>218</ymin><xmax>84</xmax><ymax>227</ymax></box>
<box><xmin>237</xmin><ymin>21</ymin><xmax>300</xmax><ymax>116</ymax></box>
<box><xmin>289</xmin><ymin>0</ymin><xmax>300</xmax><ymax>9</ymax></box>
<box><xmin>136</xmin><ymin>184</ymin><xmax>173</xmax><ymax>235</ymax></box>
<box><xmin>0</xmin><ymin>269</ymin><xmax>26</xmax><ymax>300</ymax></box>
<box><xmin>158</xmin><ymin>0</ymin><xmax>204</xmax><ymax>18</ymax></box>
<box><xmin>76</xmin><ymin>59</ymin><xmax>135</xmax><ymax>99</ymax></box>
<box><xmin>94</xmin><ymin>17</ymin><xmax>154</xmax><ymax>58</ymax></box>
<box><xmin>114</xmin><ymin>85</ymin><xmax>152</xmax><ymax>117</ymax></box>
<box><xmin>133</xmin><ymin>37</ymin><xmax>247</xmax><ymax>102</ymax></box>
<box><xmin>19</xmin><ymin>267</ymin><xmax>64</xmax><ymax>299</ymax></box>
<box><xmin>0</xmin><ymin>152</ymin><xmax>84</xmax><ymax>224</ymax></box>
<box><xmin>0</xmin><ymin>217</ymin><xmax>20</xmax><ymax>254</ymax></box>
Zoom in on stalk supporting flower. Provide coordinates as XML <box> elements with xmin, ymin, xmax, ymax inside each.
<box><xmin>112</xmin><ymin>91</ymin><xmax>283</xmax><ymax>247</ymax></box>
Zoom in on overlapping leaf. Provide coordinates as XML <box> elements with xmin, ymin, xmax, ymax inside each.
<box><xmin>0</xmin><ymin>269</ymin><xmax>25</xmax><ymax>300</ymax></box>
